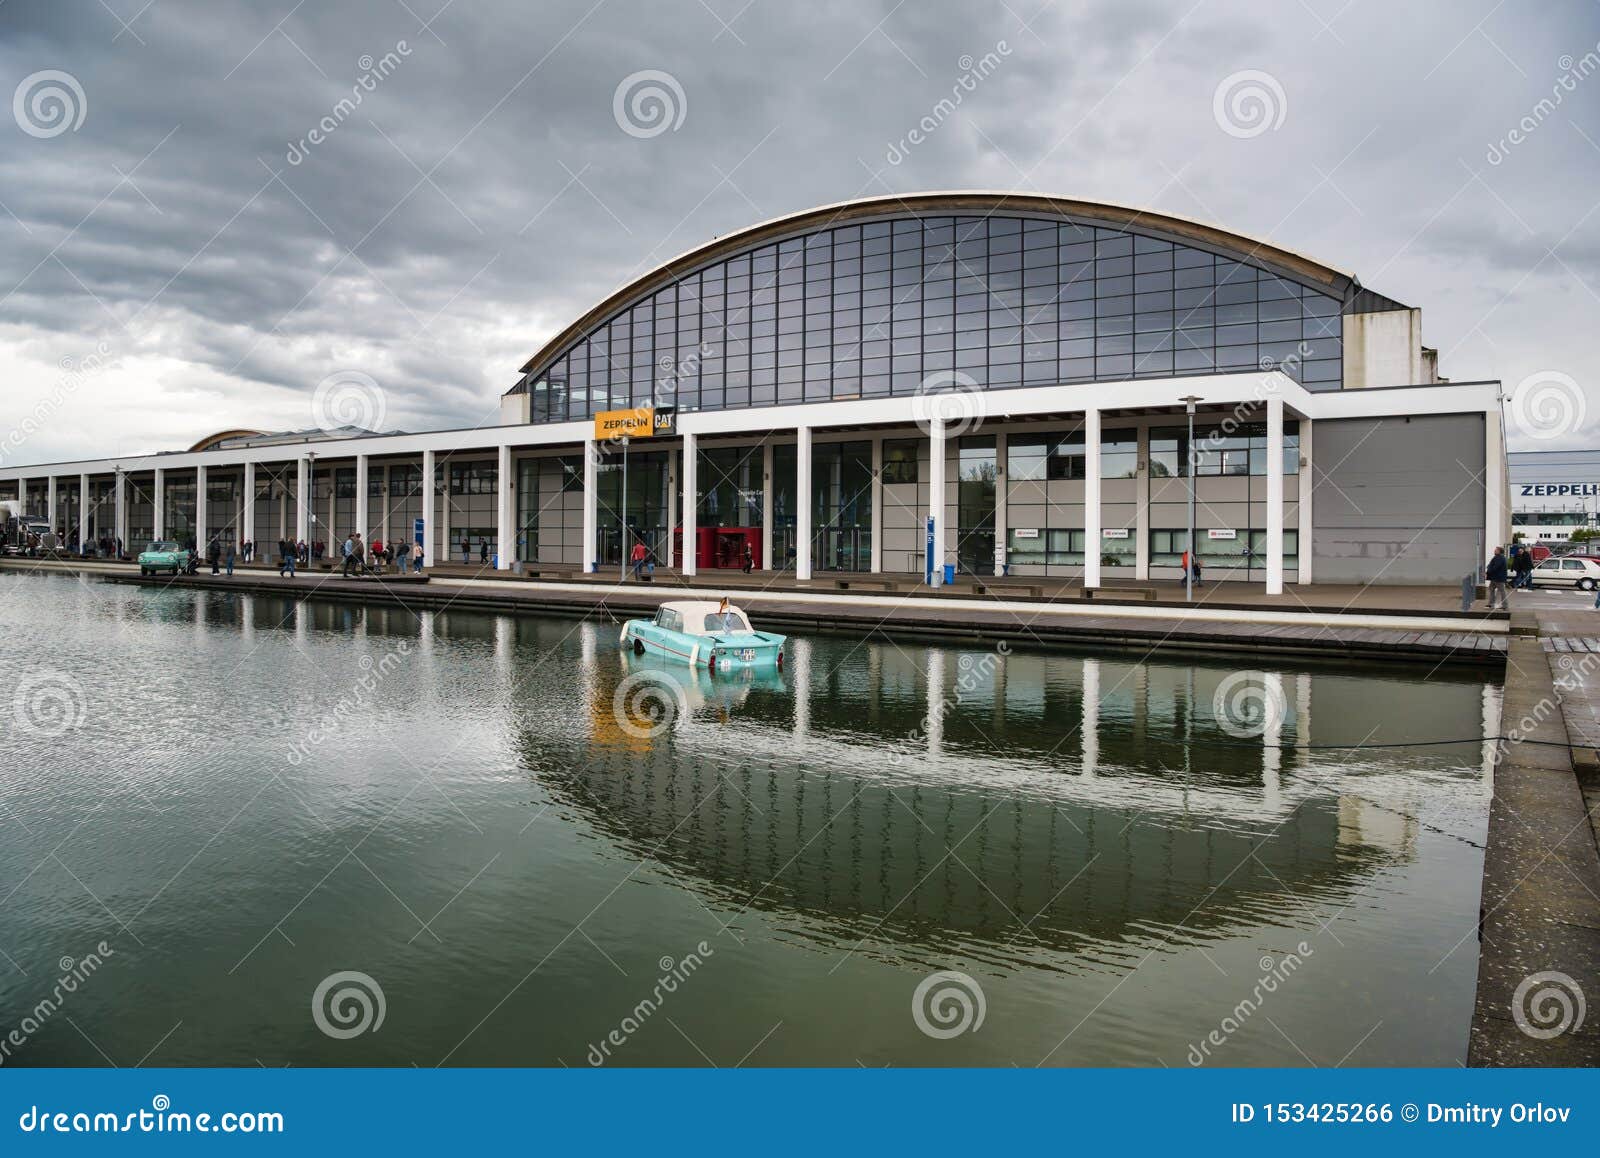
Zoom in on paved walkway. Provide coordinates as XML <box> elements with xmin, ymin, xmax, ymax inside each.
<box><xmin>3</xmin><ymin>557</ymin><xmax>1505</xmax><ymax>665</ymax></box>
<box><xmin>1469</xmin><ymin>613</ymin><xmax>1600</xmax><ymax>1065</ymax></box>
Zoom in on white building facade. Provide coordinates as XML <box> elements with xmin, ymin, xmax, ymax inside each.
<box><xmin>0</xmin><ymin>194</ymin><xmax>1509</xmax><ymax>587</ymax></box>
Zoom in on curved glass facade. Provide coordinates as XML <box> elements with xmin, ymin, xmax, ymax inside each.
<box><xmin>519</xmin><ymin>213</ymin><xmax>1345</xmax><ymax>423</ymax></box>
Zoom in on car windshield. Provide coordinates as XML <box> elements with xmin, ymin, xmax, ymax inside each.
<box><xmin>148</xmin><ymin>541</ymin><xmax>178</xmax><ymax>552</ymax></box>
<box><xmin>702</xmin><ymin>612</ymin><xmax>750</xmax><ymax>633</ymax></box>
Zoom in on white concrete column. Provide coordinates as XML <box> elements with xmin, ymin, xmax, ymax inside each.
<box><xmin>1266</xmin><ymin>396</ymin><xmax>1284</xmax><ymax>595</ymax></box>
<box><xmin>1298</xmin><ymin>420</ymin><xmax>1313</xmax><ymax>584</ymax></box>
<box><xmin>114</xmin><ymin>469</ymin><xmax>126</xmax><ymax>550</ymax></box>
<box><xmin>379</xmin><ymin>466</ymin><xmax>390</xmax><ymax>549</ymax></box>
<box><xmin>665</xmin><ymin>446</ymin><xmax>678</xmax><ymax>558</ymax></box>
<box><xmin>1485</xmin><ymin>407</ymin><xmax>1507</xmax><ymax>556</ymax></box>
<box><xmin>438</xmin><ymin>456</ymin><xmax>451</xmax><ymax>560</ymax></box>
<box><xmin>870</xmin><ymin>436</ymin><xmax>883</xmax><ymax>574</ymax></box>
<box><xmin>1135</xmin><ymin>423</ymin><xmax>1151</xmax><ymax>580</ymax></box>
<box><xmin>325</xmin><ymin>467</ymin><xmax>335</xmax><ymax>546</ymax></box>
<box><xmin>679</xmin><ymin>433</ymin><xmax>698</xmax><ymax>577</ymax></box>
<box><xmin>1083</xmin><ymin>407</ymin><xmax>1102</xmax><ymax>589</ymax></box>
<box><xmin>761</xmin><ymin>440</ymin><xmax>774</xmax><ymax>571</ymax></box>
<box><xmin>243</xmin><ymin>461</ymin><xmax>256</xmax><ymax>554</ymax></box>
<box><xmin>795</xmin><ymin>425</ymin><xmax>812</xmax><ymax>581</ymax></box>
<box><xmin>195</xmin><ymin>464</ymin><xmax>208</xmax><ymax>551</ymax></box>
<box><xmin>154</xmin><ymin>468</ymin><xmax>166</xmax><ymax>539</ymax></box>
<box><xmin>927</xmin><ymin>417</ymin><xmax>944</xmax><ymax>585</ymax></box>
<box><xmin>420</xmin><ymin>449</ymin><xmax>436</xmax><ymax>566</ymax></box>
<box><xmin>294</xmin><ymin>458</ymin><xmax>309</xmax><ymax>543</ymax></box>
<box><xmin>582</xmin><ymin>439</ymin><xmax>599</xmax><ymax>574</ymax></box>
<box><xmin>355</xmin><ymin>454</ymin><xmax>369</xmax><ymax>544</ymax></box>
<box><xmin>496</xmin><ymin>443</ymin><xmax>512</xmax><ymax>569</ymax></box>
<box><xmin>77</xmin><ymin>473</ymin><xmax>89</xmax><ymax>552</ymax></box>
<box><xmin>993</xmin><ymin>431</ymin><xmax>1007</xmax><ymax>577</ymax></box>
<box><xmin>46</xmin><ymin>476</ymin><xmax>57</xmax><ymax>533</ymax></box>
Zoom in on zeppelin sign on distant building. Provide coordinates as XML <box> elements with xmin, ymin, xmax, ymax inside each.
<box><xmin>1519</xmin><ymin>483</ymin><xmax>1599</xmax><ymax>497</ymax></box>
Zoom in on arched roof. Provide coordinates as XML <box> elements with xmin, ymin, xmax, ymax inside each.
<box><xmin>518</xmin><ymin>191</ymin><xmax>1362</xmax><ymax>379</ymax></box>
<box><xmin>188</xmin><ymin>429</ymin><xmax>267</xmax><ymax>452</ymax></box>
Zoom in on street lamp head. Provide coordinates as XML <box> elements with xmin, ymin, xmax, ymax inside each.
<box><xmin>1179</xmin><ymin>394</ymin><xmax>1203</xmax><ymax>415</ymax></box>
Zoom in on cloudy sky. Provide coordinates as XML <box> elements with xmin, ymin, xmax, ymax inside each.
<box><xmin>2</xmin><ymin>0</ymin><xmax>1597</xmax><ymax>465</ymax></box>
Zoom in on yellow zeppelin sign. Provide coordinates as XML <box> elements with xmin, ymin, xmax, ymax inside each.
<box><xmin>595</xmin><ymin>407</ymin><xmax>655</xmax><ymax>439</ymax></box>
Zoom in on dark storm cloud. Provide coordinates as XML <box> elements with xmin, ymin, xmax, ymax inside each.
<box><xmin>1</xmin><ymin>0</ymin><xmax>1597</xmax><ymax>458</ymax></box>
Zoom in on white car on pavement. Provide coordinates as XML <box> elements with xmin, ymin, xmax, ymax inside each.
<box><xmin>1528</xmin><ymin>555</ymin><xmax>1600</xmax><ymax>591</ymax></box>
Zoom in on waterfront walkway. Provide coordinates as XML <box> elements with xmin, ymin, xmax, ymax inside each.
<box><xmin>3</xmin><ymin>555</ymin><xmax>1507</xmax><ymax>665</ymax></box>
<box><xmin>1469</xmin><ymin>609</ymin><xmax>1600</xmax><ymax>1065</ymax></box>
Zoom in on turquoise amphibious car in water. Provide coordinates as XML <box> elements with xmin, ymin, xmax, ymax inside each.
<box><xmin>621</xmin><ymin>600</ymin><xmax>785</xmax><ymax>672</ymax></box>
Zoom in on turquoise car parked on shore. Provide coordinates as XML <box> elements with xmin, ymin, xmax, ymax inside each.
<box><xmin>621</xmin><ymin>600</ymin><xmax>785</xmax><ymax>672</ymax></box>
<box><xmin>137</xmin><ymin>540</ymin><xmax>192</xmax><ymax>576</ymax></box>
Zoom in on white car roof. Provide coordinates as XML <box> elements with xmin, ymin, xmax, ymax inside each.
<box><xmin>658</xmin><ymin>601</ymin><xmax>751</xmax><ymax>632</ymax></box>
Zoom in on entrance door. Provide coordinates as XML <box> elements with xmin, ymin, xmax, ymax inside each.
<box><xmin>957</xmin><ymin>436</ymin><xmax>997</xmax><ymax>576</ymax></box>
<box><xmin>816</xmin><ymin>527</ymin><xmax>871</xmax><ymax>572</ymax></box>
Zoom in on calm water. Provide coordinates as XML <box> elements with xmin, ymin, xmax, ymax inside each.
<box><xmin>0</xmin><ymin>571</ymin><xmax>1497</xmax><ymax>1067</ymax></box>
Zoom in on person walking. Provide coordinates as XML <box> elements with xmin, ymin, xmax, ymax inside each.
<box><xmin>1486</xmin><ymin>545</ymin><xmax>1509</xmax><ymax>611</ymax></box>
<box><xmin>342</xmin><ymin>533</ymin><xmax>356</xmax><ymax>577</ymax></box>
<box><xmin>225</xmin><ymin>539</ymin><xmax>236</xmax><ymax>576</ymax></box>
<box><xmin>461</xmin><ymin>534</ymin><xmax>470</xmax><ymax>565</ymax></box>
<box><xmin>396</xmin><ymin>540</ymin><xmax>409</xmax><ymax>574</ymax></box>
<box><xmin>630</xmin><ymin>537</ymin><xmax>649</xmax><ymax>581</ymax></box>
<box><xmin>1514</xmin><ymin>546</ymin><xmax>1535</xmax><ymax>590</ymax></box>
<box><xmin>208</xmin><ymin>535</ymin><xmax>222</xmax><ymax>575</ymax></box>
<box><xmin>742</xmin><ymin>542</ymin><xmax>753</xmax><ymax>575</ymax></box>
<box><xmin>479</xmin><ymin>537</ymin><xmax>488</xmax><ymax>565</ymax></box>
<box><xmin>411</xmin><ymin>540</ymin><xmax>424</xmax><ymax>575</ymax></box>
<box><xmin>371</xmin><ymin>536</ymin><xmax>384</xmax><ymax>575</ymax></box>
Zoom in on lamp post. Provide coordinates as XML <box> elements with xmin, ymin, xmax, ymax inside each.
<box><xmin>1180</xmin><ymin>395</ymin><xmax>1202</xmax><ymax>603</ymax></box>
<box><xmin>619</xmin><ymin>434</ymin><xmax>629</xmax><ymax>583</ymax></box>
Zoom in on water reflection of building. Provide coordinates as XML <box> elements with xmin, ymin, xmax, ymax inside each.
<box><xmin>520</xmin><ymin>623</ymin><xmax>1494</xmax><ymax>962</ymax></box>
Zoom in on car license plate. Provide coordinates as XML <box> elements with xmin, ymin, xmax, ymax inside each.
<box><xmin>739</xmin><ymin>649</ymin><xmax>755</xmax><ymax>661</ymax></box>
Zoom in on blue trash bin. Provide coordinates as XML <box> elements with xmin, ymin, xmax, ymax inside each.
<box><xmin>942</xmin><ymin>563</ymin><xmax>955</xmax><ymax>585</ymax></box>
